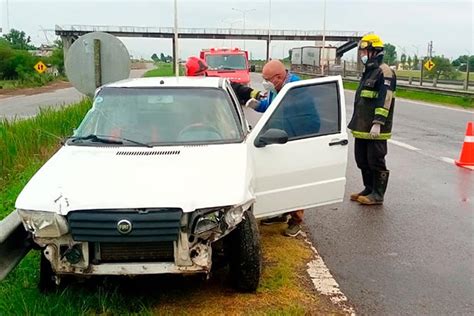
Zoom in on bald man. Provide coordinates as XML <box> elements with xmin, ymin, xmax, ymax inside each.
<box><xmin>248</xmin><ymin>60</ymin><xmax>310</xmax><ymax>238</ymax></box>
<box><xmin>246</xmin><ymin>60</ymin><xmax>301</xmax><ymax>113</ymax></box>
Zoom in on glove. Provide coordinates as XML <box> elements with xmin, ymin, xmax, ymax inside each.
<box><xmin>369</xmin><ymin>123</ymin><xmax>381</xmax><ymax>139</ymax></box>
<box><xmin>245</xmin><ymin>98</ymin><xmax>260</xmax><ymax>110</ymax></box>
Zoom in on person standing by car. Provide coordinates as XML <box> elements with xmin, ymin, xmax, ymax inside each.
<box><xmin>185</xmin><ymin>56</ymin><xmax>263</xmax><ymax>104</ymax></box>
<box><xmin>246</xmin><ymin>59</ymin><xmax>320</xmax><ymax>237</ymax></box>
<box><xmin>348</xmin><ymin>34</ymin><xmax>396</xmax><ymax>205</ymax></box>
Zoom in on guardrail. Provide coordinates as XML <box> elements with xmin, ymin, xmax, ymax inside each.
<box><xmin>0</xmin><ymin>211</ymin><xmax>32</xmax><ymax>281</ymax></box>
<box><xmin>292</xmin><ymin>71</ymin><xmax>474</xmax><ymax>98</ymax></box>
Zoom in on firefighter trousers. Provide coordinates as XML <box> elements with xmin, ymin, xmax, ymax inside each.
<box><xmin>354</xmin><ymin>138</ymin><xmax>388</xmax><ymax>172</ymax></box>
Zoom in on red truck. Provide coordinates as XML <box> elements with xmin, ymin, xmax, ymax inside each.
<box><xmin>200</xmin><ymin>48</ymin><xmax>253</xmax><ymax>85</ymax></box>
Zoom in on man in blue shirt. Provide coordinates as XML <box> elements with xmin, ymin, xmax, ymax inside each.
<box><xmin>247</xmin><ymin>60</ymin><xmax>320</xmax><ymax>237</ymax></box>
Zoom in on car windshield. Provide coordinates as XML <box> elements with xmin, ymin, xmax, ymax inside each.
<box><xmin>205</xmin><ymin>54</ymin><xmax>247</xmax><ymax>70</ymax></box>
<box><xmin>70</xmin><ymin>87</ymin><xmax>243</xmax><ymax>146</ymax></box>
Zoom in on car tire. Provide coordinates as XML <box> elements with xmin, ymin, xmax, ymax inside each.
<box><xmin>228</xmin><ymin>210</ymin><xmax>262</xmax><ymax>292</ymax></box>
<box><xmin>39</xmin><ymin>251</ymin><xmax>57</xmax><ymax>293</ymax></box>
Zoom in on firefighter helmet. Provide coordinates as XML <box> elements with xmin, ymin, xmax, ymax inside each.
<box><xmin>185</xmin><ymin>57</ymin><xmax>208</xmax><ymax>76</ymax></box>
<box><xmin>359</xmin><ymin>34</ymin><xmax>384</xmax><ymax>51</ymax></box>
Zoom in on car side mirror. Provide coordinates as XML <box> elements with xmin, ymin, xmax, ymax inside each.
<box><xmin>254</xmin><ymin>129</ymin><xmax>288</xmax><ymax>148</ymax></box>
<box><xmin>250</xmin><ymin>65</ymin><xmax>256</xmax><ymax>72</ymax></box>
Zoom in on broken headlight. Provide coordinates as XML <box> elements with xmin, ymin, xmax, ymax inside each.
<box><xmin>17</xmin><ymin>209</ymin><xmax>69</xmax><ymax>238</ymax></box>
<box><xmin>192</xmin><ymin>201</ymin><xmax>254</xmax><ymax>236</ymax></box>
<box><xmin>194</xmin><ymin>209</ymin><xmax>222</xmax><ymax>235</ymax></box>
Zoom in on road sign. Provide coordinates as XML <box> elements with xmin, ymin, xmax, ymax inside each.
<box><xmin>424</xmin><ymin>59</ymin><xmax>435</xmax><ymax>71</ymax></box>
<box><xmin>65</xmin><ymin>32</ymin><xmax>130</xmax><ymax>96</ymax></box>
<box><xmin>34</xmin><ymin>61</ymin><xmax>47</xmax><ymax>74</ymax></box>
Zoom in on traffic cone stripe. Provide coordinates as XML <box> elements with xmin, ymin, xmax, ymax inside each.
<box><xmin>464</xmin><ymin>136</ymin><xmax>474</xmax><ymax>142</ymax></box>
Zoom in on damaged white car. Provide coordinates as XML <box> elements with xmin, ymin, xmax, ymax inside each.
<box><xmin>15</xmin><ymin>76</ymin><xmax>348</xmax><ymax>292</ymax></box>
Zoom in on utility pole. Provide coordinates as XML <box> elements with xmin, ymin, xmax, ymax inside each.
<box><xmin>320</xmin><ymin>0</ymin><xmax>327</xmax><ymax>75</ymax></box>
<box><xmin>427</xmin><ymin>41</ymin><xmax>433</xmax><ymax>58</ymax></box>
<box><xmin>267</xmin><ymin>0</ymin><xmax>271</xmax><ymax>61</ymax></box>
<box><xmin>6</xmin><ymin>0</ymin><xmax>10</xmax><ymax>34</ymax></box>
<box><xmin>173</xmin><ymin>0</ymin><xmax>179</xmax><ymax>77</ymax></box>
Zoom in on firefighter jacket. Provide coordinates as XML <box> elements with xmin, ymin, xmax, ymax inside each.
<box><xmin>348</xmin><ymin>54</ymin><xmax>396</xmax><ymax>140</ymax></box>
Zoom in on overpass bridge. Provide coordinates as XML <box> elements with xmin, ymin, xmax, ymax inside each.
<box><xmin>55</xmin><ymin>24</ymin><xmax>365</xmax><ymax>62</ymax></box>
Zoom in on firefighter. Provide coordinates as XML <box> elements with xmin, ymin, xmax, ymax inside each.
<box><xmin>348</xmin><ymin>34</ymin><xmax>396</xmax><ymax>205</ymax></box>
<box><xmin>184</xmin><ymin>56</ymin><xmax>263</xmax><ymax>104</ymax></box>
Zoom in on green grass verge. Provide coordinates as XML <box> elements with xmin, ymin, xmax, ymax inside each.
<box><xmin>144</xmin><ymin>62</ymin><xmax>184</xmax><ymax>77</ymax></box>
<box><xmin>0</xmin><ymin>99</ymin><xmax>92</xmax><ymax>219</ymax></box>
<box><xmin>343</xmin><ymin>81</ymin><xmax>473</xmax><ymax>108</ymax></box>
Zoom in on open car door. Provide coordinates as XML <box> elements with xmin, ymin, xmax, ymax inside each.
<box><xmin>248</xmin><ymin>76</ymin><xmax>348</xmax><ymax>218</ymax></box>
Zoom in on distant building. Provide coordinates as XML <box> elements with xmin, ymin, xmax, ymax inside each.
<box><xmin>28</xmin><ymin>44</ymin><xmax>54</xmax><ymax>57</ymax></box>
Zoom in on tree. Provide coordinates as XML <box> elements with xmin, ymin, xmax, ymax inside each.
<box><xmin>452</xmin><ymin>55</ymin><xmax>474</xmax><ymax>71</ymax></box>
<box><xmin>424</xmin><ymin>56</ymin><xmax>459</xmax><ymax>80</ymax></box>
<box><xmin>400</xmin><ymin>53</ymin><xmax>407</xmax><ymax>69</ymax></box>
<box><xmin>160</xmin><ymin>53</ymin><xmax>166</xmax><ymax>62</ymax></box>
<box><xmin>151</xmin><ymin>53</ymin><xmax>159</xmax><ymax>62</ymax></box>
<box><xmin>413</xmin><ymin>55</ymin><xmax>420</xmax><ymax>70</ymax></box>
<box><xmin>3</xmin><ymin>29</ymin><xmax>36</xmax><ymax>50</ymax></box>
<box><xmin>48</xmin><ymin>39</ymin><xmax>65</xmax><ymax>75</ymax></box>
<box><xmin>383</xmin><ymin>43</ymin><xmax>397</xmax><ymax>66</ymax></box>
<box><xmin>407</xmin><ymin>56</ymin><xmax>412</xmax><ymax>70</ymax></box>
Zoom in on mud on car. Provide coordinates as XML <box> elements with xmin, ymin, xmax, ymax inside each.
<box><xmin>15</xmin><ymin>76</ymin><xmax>348</xmax><ymax>292</ymax></box>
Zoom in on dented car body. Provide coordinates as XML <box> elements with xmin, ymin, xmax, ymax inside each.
<box><xmin>14</xmin><ymin>76</ymin><xmax>348</xmax><ymax>291</ymax></box>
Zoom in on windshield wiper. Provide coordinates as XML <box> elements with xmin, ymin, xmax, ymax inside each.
<box><xmin>68</xmin><ymin>134</ymin><xmax>153</xmax><ymax>147</ymax></box>
<box><xmin>108</xmin><ymin>136</ymin><xmax>153</xmax><ymax>148</ymax></box>
<box><xmin>68</xmin><ymin>134</ymin><xmax>123</xmax><ymax>145</ymax></box>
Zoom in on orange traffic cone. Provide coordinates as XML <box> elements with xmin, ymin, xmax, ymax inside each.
<box><xmin>455</xmin><ymin>121</ymin><xmax>474</xmax><ymax>169</ymax></box>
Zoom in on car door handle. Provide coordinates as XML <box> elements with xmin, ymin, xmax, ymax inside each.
<box><xmin>329</xmin><ymin>139</ymin><xmax>348</xmax><ymax>146</ymax></box>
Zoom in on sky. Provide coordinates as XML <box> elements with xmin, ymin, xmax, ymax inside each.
<box><xmin>1</xmin><ymin>0</ymin><xmax>473</xmax><ymax>61</ymax></box>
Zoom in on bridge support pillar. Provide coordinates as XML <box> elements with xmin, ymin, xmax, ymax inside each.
<box><xmin>266</xmin><ymin>39</ymin><xmax>270</xmax><ymax>62</ymax></box>
<box><xmin>61</xmin><ymin>36</ymin><xmax>75</xmax><ymax>63</ymax></box>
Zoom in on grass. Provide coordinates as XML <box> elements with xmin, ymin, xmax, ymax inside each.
<box><xmin>343</xmin><ymin>81</ymin><xmax>473</xmax><ymax>108</ymax></box>
<box><xmin>0</xmin><ymin>99</ymin><xmax>92</xmax><ymax>219</ymax></box>
<box><xmin>0</xmin><ymin>74</ymin><xmax>65</xmax><ymax>90</ymax></box>
<box><xmin>144</xmin><ymin>62</ymin><xmax>184</xmax><ymax>77</ymax></box>
<box><xmin>0</xmin><ymin>225</ymin><xmax>344</xmax><ymax>315</ymax></box>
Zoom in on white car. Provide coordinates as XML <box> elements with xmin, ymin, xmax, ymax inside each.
<box><xmin>15</xmin><ymin>76</ymin><xmax>348</xmax><ymax>292</ymax></box>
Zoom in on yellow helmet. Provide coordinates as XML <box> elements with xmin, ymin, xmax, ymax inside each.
<box><xmin>359</xmin><ymin>34</ymin><xmax>384</xmax><ymax>51</ymax></box>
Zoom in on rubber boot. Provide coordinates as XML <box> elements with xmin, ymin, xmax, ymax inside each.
<box><xmin>350</xmin><ymin>169</ymin><xmax>373</xmax><ymax>201</ymax></box>
<box><xmin>357</xmin><ymin>170</ymin><xmax>389</xmax><ymax>205</ymax></box>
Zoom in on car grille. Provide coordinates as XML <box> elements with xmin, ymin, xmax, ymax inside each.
<box><xmin>68</xmin><ymin>208</ymin><xmax>182</xmax><ymax>243</ymax></box>
<box><xmin>98</xmin><ymin>242</ymin><xmax>174</xmax><ymax>263</ymax></box>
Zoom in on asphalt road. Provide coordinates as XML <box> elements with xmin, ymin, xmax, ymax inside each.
<box><xmin>0</xmin><ymin>66</ymin><xmax>151</xmax><ymax>120</ymax></box>
<box><xmin>2</xmin><ymin>70</ymin><xmax>472</xmax><ymax>315</ymax></box>
<box><xmin>250</xmin><ymin>72</ymin><xmax>473</xmax><ymax>315</ymax></box>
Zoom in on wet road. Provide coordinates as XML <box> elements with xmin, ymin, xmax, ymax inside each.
<box><xmin>321</xmin><ymin>89</ymin><xmax>473</xmax><ymax>315</ymax></box>
<box><xmin>250</xmin><ymin>72</ymin><xmax>473</xmax><ymax>315</ymax></box>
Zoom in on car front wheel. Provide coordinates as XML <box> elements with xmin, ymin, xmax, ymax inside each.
<box><xmin>228</xmin><ymin>210</ymin><xmax>262</xmax><ymax>292</ymax></box>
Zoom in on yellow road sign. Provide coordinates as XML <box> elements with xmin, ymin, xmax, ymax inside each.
<box><xmin>424</xmin><ymin>59</ymin><xmax>435</xmax><ymax>71</ymax></box>
<box><xmin>34</xmin><ymin>61</ymin><xmax>47</xmax><ymax>74</ymax></box>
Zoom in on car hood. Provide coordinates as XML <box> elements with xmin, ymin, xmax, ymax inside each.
<box><xmin>15</xmin><ymin>144</ymin><xmax>254</xmax><ymax>215</ymax></box>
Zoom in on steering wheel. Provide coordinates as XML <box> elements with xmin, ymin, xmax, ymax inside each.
<box><xmin>177</xmin><ymin>123</ymin><xmax>222</xmax><ymax>141</ymax></box>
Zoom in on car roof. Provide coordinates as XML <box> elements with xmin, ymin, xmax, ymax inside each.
<box><xmin>103</xmin><ymin>76</ymin><xmax>225</xmax><ymax>89</ymax></box>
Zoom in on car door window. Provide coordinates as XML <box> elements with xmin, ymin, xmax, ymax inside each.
<box><xmin>259</xmin><ymin>82</ymin><xmax>340</xmax><ymax>140</ymax></box>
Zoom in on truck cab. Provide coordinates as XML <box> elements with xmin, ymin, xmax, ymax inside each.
<box><xmin>200</xmin><ymin>48</ymin><xmax>251</xmax><ymax>85</ymax></box>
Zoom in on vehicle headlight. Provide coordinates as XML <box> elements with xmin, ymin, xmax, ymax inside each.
<box><xmin>17</xmin><ymin>209</ymin><xmax>69</xmax><ymax>238</ymax></box>
<box><xmin>192</xmin><ymin>208</ymin><xmax>225</xmax><ymax>236</ymax></box>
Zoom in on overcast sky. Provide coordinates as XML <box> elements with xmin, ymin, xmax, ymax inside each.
<box><xmin>1</xmin><ymin>0</ymin><xmax>473</xmax><ymax>60</ymax></box>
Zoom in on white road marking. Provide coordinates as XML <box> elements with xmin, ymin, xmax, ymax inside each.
<box><xmin>440</xmin><ymin>157</ymin><xmax>455</xmax><ymax>164</ymax></box>
<box><xmin>388</xmin><ymin>139</ymin><xmax>420</xmax><ymax>151</ymax></box>
<box><xmin>304</xmin><ymin>235</ymin><xmax>355</xmax><ymax>315</ymax></box>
